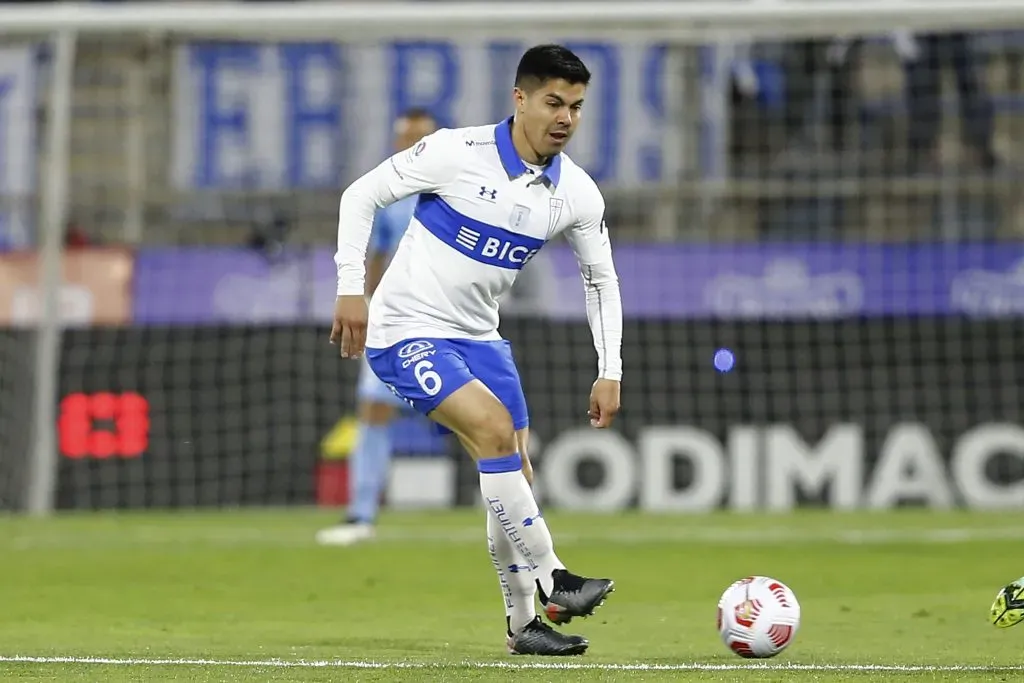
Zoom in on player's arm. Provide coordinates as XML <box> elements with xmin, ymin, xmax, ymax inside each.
<box><xmin>563</xmin><ymin>187</ymin><xmax>623</xmax><ymax>428</ymax></box>
<box><xmin>332</xmin><ymin>130</ymin><xmax>459</xmax><ymax>357</ymax></box>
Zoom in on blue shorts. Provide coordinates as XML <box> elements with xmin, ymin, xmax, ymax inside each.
<box><xmin>356</xmin><ymin>356</ymin><xmax>406</xmax><ymax>407</ymax></box>
<box><xmin>365</xmin><ymin>338</ymin><xmax>529</xmax><ymax>433</ymax></box>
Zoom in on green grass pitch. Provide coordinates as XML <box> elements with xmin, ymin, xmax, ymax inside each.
<box><xmin>1</xmin><ymin>508</ymin><xmax>1023</xmax><ymax>681</ymax></box>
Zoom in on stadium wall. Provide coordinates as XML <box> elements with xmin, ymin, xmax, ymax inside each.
<box><xmin>1</xmin><ymin>245</ymin><xmax>1022</xmax><ymax>511</ymax></box>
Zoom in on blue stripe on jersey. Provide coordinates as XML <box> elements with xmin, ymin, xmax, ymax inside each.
<box><xmin>414</xmin><ymin>193</ymin><xmax>545</xmax><ymax>270</ymax></box>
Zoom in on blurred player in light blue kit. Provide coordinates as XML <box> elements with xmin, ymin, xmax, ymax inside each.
<box><xmin>316</xmin><ymin>108</ymin><xmax>437</xmax><ymax>547</ymax></box>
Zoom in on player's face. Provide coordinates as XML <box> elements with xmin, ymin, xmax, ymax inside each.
<box><xmin>515</xmin><ymin>79</ymin><xmax>586</xmax><ymax>160</ymax></box>
<box><xmin>393</xmin><ymin>116</ymin><xmax>436</xmax><ymax>152</ymax></box>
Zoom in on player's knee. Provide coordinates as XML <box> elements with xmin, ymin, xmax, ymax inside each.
<box><xmin>482</xmin><ymin>413</ymin><xmax>518</xmax><ymax>455</ymax></box>
<box><xmin>468</xmin><ymin>405</ymin><xmax>517</xmax><ymax>456</ymax></box>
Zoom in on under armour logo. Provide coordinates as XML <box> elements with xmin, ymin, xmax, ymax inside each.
<box><xmin>479</xmin><ymin>186</ymin><xmax>497</xmax><ymax>200</ymax></box>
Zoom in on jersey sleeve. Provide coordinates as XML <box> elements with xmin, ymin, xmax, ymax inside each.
<box><xmin>335</xmin><ymin>129</ymin><xmax>462</xmax><ymax>296</ymax></box>
<box><xmin>563</xmin><ymin>183</ymin><xmax>624</xmax><ymax>381</ymax></box>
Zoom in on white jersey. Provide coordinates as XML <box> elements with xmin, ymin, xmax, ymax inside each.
<box><xmin>335</xmin><ymin>117</ymin><xmax>623</xmax><ymax>380</ymax></box>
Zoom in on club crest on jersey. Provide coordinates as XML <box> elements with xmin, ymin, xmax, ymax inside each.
<box><xmin>510</xmin><ymin>204</ymin><xmax>531</xmax><ymax>231</ymax></box>
<box><xmin>548</xmin><ymin>198</ymin><xmax>564</xmax><ymax>233</ymax></box>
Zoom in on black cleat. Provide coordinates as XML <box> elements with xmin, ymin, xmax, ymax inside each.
<box><xmin>506</xmin><ymin>616</ymin><xmax>589</xmax><ymax>656</ymax></box>
<box><xmin>540</xmin><ymin>569</ymin><xmax>615</xmax><ymax>626</ymax></box>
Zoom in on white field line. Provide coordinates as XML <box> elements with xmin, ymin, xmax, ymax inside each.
<box><xmin>1</xmin><ymin>656</ymin><xmax>1023</xmax><ymax>672</ymax></box>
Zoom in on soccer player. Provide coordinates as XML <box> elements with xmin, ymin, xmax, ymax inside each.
<box><xmin>331</xmin><ymin>45</ymin><xmax>621</xmax><ymax>656</ymax></box>
<box><xmin>316</xmin><ymin>109</ymin><xmax>439</xmax><ymax>547</ymax></box>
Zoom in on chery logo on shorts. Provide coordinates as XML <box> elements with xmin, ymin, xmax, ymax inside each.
<box><xmin>398</xmin><ymin>340</ymin><xmax>436</xmax><ymax>369</ymax></box>
<box><xmin>398</xmin><ymin>340</ymin><xmax>434</xmax><ymax>358</ymax></box>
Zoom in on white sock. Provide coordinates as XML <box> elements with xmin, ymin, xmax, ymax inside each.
<box><xmin>479</xmin><ymin>462</ymin><xmax>565</xmax><ymax>597</ymax></box>
<box><xmin>486</xmin><ymin>511</ymin><xmax>537</xmax><ymax>634</ymax></box>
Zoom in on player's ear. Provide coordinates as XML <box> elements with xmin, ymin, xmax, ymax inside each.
<box><xmin>513</xmin><ymin>86</ymin><xmax>526</xmax><ymax>113</ymax></box>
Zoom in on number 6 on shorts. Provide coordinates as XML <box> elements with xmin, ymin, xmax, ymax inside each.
<box><xmin>413</xmin><ymin>359</ymin><xmax>442</xmax><ymax>396</ymax></box>
<box><xmin>365</xmin><ymin>338</ymin><xmax>523</xmax><ymax>423</ymax></box>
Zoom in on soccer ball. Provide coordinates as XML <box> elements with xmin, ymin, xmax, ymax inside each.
<box><xmin>717</xmin><ymin>575</ymin><xmax>800</xmax><ymax>658</ymax></box>
<box><xmin>990</xmin><ymin>576</ymin><xmax>1024</xmax><ymax>628</ymax></box>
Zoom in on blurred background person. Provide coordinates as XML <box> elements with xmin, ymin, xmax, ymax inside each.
<box><xmin>316</xmin><ymin>108</ymin><xmax>438</xmax><ymax>547</ymax></box>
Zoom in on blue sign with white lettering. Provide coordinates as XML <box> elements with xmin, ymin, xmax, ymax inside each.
<box><xmin>171</xmin><ymin>40</ymin><xmax>711</xmax><ymax>189</ymax></box>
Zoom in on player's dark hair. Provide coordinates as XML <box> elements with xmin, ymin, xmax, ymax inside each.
<box><xmin>514</xmin><ymin>44</ymin><xmax>591</xmax><ymax>91</ymax></box>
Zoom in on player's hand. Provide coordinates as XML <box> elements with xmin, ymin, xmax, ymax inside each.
<box><xmin>330</xmin><ymin>295</ymin><xmax>368</xmax><ymax>358</ymax></box>
<box><xmin>588</xmin><ymin>378</ymin><xmax>620</xmax><ymax>428</ymax></box>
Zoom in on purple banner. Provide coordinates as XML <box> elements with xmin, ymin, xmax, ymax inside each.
<box><xmin>132</xmin><ymin>244</ymin><xmax>1024</xmax><ymax>324</ymax></box>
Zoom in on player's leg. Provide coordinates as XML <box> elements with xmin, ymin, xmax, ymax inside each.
<box><xmin>489</xmin><ymin>427</ymin><xmax>538</xmax><ymax>635</ymax></box>
<box><xmin>366</xmin><ymin>338</ymin><xmax>613</xmax><ymax>624</ymax></box>
<box><xmin>316</xmin><ymin>359</ymin><xmax>402</xmax><ymax>546</ymax></box>
<box><xmin>434</xmin><ymin>340</ymin><xmax>614</xmax><ymax>625</ymax></box>
<box><xmin>489</xmin><ymin>510</ymin><xmax>587</xmax><ymax>656</ymax></box>
<box><xmin>487</xmin><ymin>426</ymin><xmax>586</xmax><ymax>655</ymax></box>
<box><xmin>518</xmin><ymin>427</ymin><xmax>535</xmax><ymax>486</ymax></box>
<box><xmin>347</xmin><ymin>399</ymin><xmax>397</xmax><ymax>525</ymax></box>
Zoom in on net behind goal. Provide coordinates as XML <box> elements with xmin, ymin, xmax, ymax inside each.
<box><xmin>0</xmin><ymin>2</ymin><xmax>1022</xmax><ymax>515</ymax></box>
